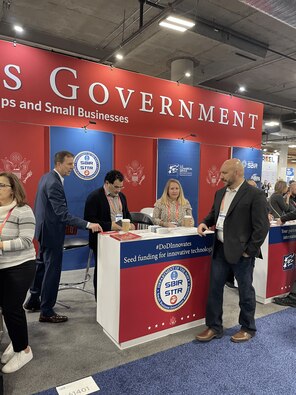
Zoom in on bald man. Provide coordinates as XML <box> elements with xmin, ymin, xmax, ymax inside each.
<box><xmin>196</xmin><ymin>159</ymin><xmax>269</xmax><ymax>343</ymax></box>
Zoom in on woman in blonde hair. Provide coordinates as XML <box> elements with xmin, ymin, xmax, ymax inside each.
<box><xmin>153</xmin><ymin>179</ymin><xmax>193</xmax><ymax>227</ymax></box>
<box><xmin>268</xmin><ymin>180</ymin><xmax>293</xmax><ymax>218</ymax></box>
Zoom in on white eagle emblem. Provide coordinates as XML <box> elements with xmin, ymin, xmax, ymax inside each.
<box><xmin>206</xmin><ymin>165</ymin><xmax>220</xmax><ymax>187</ymax></box>
<box><xmin>124</xmin><ymin>160</ymin><xmax>145</xmax><ymax>186</ymax></box>
<box><xmin>1</xmin><ymin>152</ymin><xmax>32</xmax><ymax>183</ymax></box>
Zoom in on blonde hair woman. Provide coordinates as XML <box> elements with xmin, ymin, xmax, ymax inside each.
<box><xmin>153</xmin><ymin>179</ymin><xmax>193</xmax><ymax>227</ymax></box>
<box><xmin>268</xmin><ymin>180</ymin><xmax>293</xmax><ymax>218</ymax></box>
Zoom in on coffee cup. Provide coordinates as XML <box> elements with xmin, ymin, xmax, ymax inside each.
<box><xmin>184</xmin><ymin>215</ymin><xmax>192</xmax><ymax>227</ymax></box>
<box><xmin>122</xmin><ymin>219</ymin><xmax>130</xmax><ymax>232</ymax></box>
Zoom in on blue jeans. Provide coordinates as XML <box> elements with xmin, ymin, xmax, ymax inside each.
<box><xmin>206</xmin><ymin>242</ymin><xmax>256</xmax><ymax>334</ymax></box>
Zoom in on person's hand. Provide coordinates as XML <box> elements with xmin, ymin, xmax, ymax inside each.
<box><xmin>89</xmin><ymin>223</ymin><xmax>103</xmax><ymax>233</ymax></box>
<box><xmin>111</xmin><ymin>221</ymin><xmax>122</xmax><ymax>231</ymax></box>
<box><xmin>276</xmin><ymin>218</ymin><xmax>283</xmax><ymax>225</ymax></box>
<box><xmin>129</xmin><ymin>223</ymin><xmax>136</xmax><ymax>230</ymax></box>
<box><xmin>197</xmin><ymin>223</ymin><xmax>209</xmax><ymax>236</ymax></box>
<box><xmin>242</xmin><ymin>252</ymin><xmax>250</xmax><ymax>257</ymax></box>
<box><xmin>167</xmin><ymin>222</ymin><xmax>177</xmax><ymax>228</ymax></box>
<box><xmin>268</xmin><ymin>213</ymin><xmax>274</xmax><ymax>222</ymax></box>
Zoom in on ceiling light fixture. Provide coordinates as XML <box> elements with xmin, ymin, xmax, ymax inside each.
<box><xmin>185</xmin><ymin>72</ymin><xmax>191</xmax><ymax>78</ymax></box>
<box><xmin>14</xmin><ymin>25</ymin><xmax>24</xmax><ymax>33</ymax></box>
<box><xmin>159</xmin><ymin>15</ymin><xmax>195</xmax><ymax>32</ymax></box>
<box><xmin>166</xmin><ymin>16</ymin><xmax>195</xmax><ymax>28</ymax></box>
<box><xmin>159</xmin><ymin>21</ymin><xmax>186</xmax><ymax>32</ymax></box>
<box><xmin>115</xmin><ymin>53</ymin><xmax>123</xmax><ymax>60</ymax></box>
<box><xmin>289</xmin><ymin>144</ymin><xmax>296</xmax><ymax>148</ymax></box>
<box><xmin>238</xmin><ymin>86</ymin><xmax>246</xmax><ymax>92</ymax></box>
<box><xmin>265</xmin><ymin>121</ymin><xmax>280</xmax><ymax>127</ymax></box>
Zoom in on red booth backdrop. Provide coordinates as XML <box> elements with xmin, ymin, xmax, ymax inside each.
<box><xmin>0</xmin><ymin>38</ymin><xmax>263</xmax><ymax>225</ymax></box>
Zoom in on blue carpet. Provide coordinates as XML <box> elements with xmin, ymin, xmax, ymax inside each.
<box><xmin>37</xmin><ymin>308</ymin><xmax>296</xmax><ymax>395</ymax></box>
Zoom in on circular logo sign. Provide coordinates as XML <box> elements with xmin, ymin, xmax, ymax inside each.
<box><xmin>73</xmin><ymin>151</ymin><xmax>100</xmax><ymax>180</ymax></box>
<box><xmin>154</xmin><ymin>265</ymin><xmax>192</xmax><ymax>312</ymax></box>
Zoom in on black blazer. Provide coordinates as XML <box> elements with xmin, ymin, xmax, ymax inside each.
<box><xmin>203</xmin><ymin>180</ymin><xmax>270</xmax><ymax>264</ymax></box>
<box><xmin>84</xmin><ymin>186</ymin><xmax>132</xmax><ymax>250</ymax></box>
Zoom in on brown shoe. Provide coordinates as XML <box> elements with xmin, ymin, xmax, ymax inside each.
<box><xmin>196</xmin><ymin>328</ymin><xmax>223</xmax><ymax>342</ymax></box>
<box><xmin>39</xmin><ymin>313</ymin><xmax>68</xmax><ymax>323</ymax></box>
<box><xmin>231</xmin><ymin>330</ymin><xmax>253</xmax><ymax>343</ymax></box>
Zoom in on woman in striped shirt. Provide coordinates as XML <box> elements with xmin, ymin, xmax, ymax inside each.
<box><xmin>0</xmin><ymin>172</ymin><xmax>36</xmax><ymax>374</ymax></box>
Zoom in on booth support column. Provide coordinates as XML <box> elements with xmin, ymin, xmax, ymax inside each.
<box><xmin>278</xmin><ymin>146</ymin><xmax>288</xmax><ymax>181</ymax></box>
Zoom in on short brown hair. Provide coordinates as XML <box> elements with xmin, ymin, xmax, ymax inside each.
<box><xmin>54</xmin><ymin>151</ymin><xmax>74</xmax><ymax>165</ymax></box>
<box><xmin>0</xmin><ymin>172</ymin><xmax>27</xmax><ymax>206</ymax></box>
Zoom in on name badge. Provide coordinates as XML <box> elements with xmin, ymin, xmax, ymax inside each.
<box><xmin>115</xmin><ymin>214</ymin><xmax>123</xmax><ymax>223</ymax></box>
<box><xmin>216</xmin><ymin>213</ymin><xmax>226</xmax><ymax>230</ymax></box>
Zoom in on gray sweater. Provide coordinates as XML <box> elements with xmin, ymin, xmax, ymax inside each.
<box><xmin>0</xmin><ymin>204</ymin><xmax>36</xmax><ymax>269</ymax></box>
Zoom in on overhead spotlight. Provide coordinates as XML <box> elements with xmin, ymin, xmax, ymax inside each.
<box><xmin>82</xmin><ymin>120</ymin><xmax>96</xmax><ymax>132</ymax></box>
<box><xmin>14</xmin><ymin>25</ymin><xmax>24</xmax><ymax>33</ymax></box>
<box><xmin>159</xmin><ymin>15</ymin><xmax>195</xmax><ymax>32</ymax></box>
<box><xmin>265</xmin><ymin>121</ymin><xmax>280</xmax><ymax>127</ymax></box>
<box><xmin>176</xmin><ymin>72</ymin><xmax>192</xmax><ymax>84</ymax></box>
<box><xmin>178</xmin><ymin>133</ymin><xmax>196</xmax><ymax>143</ymax></box>
<box><xmin>115</xmin><ymin>53</ymin><xmax>123</xmax><ymax>60</ymax></box>
<box><xmin>263</xmin><ymin>148</ymin><xmax>267</xmax><ymax>152</ymax></box>
<box><xmin>238</xmin><ymin>86</ymin><xmax>246</xmax><ymax>92</ymax></box>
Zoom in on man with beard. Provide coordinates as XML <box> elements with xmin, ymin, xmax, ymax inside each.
<box><xmin>196</xmin><ymin>159</ymin><xmax>269</xmax><ymax>343</ymax></box>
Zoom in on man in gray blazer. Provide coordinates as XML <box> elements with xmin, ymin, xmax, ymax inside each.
<box><xmin>25</xmin><ymin>151</ymin><xmax>101</xmax><ymax>323</ymax></box>
<box><xmin>196</xmin><ymin>158</ymin><xmax>269</xmax><ymax>343</ymax></box>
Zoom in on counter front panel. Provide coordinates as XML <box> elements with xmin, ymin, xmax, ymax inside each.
<box><xmin>118</xmin><ymin>234</ymin><xmax>213</xmax><ymax>343</ymax></box>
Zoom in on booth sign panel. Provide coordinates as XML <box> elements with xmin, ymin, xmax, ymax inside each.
<box><xmin>119</xmin><ymin>235</ymin><xmax>213</xmax><ymax>343</ymax></box>
<box><xmin>267</xmin><ymin>226</ymin><xmax>296</xmax><ymax>298</ymax></box>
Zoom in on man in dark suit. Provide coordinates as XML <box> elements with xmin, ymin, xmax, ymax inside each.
<box><xmin>196</xmin><ymin>158</ymin><xmax>269</xmax><ymax>343</ymax></box>
<box><xmin>25</xmin><ymin>151</ymin><xmax>102</xmax><ymax>323</ymax></box>
<box><xmin>84</xmin><ymin>170</ymin><xmax>135</xmax><ymax>296</ymax></box>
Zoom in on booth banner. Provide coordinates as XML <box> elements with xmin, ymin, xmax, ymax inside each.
<box><xmin>50</xmin><ymin>126</ymin><xmax>113</xmax><ymax>241</ymax></box>
<box><xmin>232</xmin><ymin>147</ymin><xmax>263</xmax><ymax>185</ymax></box>
<box><xmin>198</xmin><ymin>144</ymin><xmax>230</xmax><ymax>221</ymax></box>
<box><xmin>157</xmin><ymin>139</ymin><xmax>200</xmax><ymax>223</ymax></box>
<box><xmin>119</xmin><ymin>234</ymin><xmax>213</xmax><ymax>342</ymax></box>
<box><xmin>0</xmin><ymin>122</ymin><xmax>48</xmax><ymax>207</ymax></box>
<box><xmin>262</xmin><ymin>154</ymin><xmax>278</xmax><ymax>189</ymax></box>
<box><xmin>0</xmin><ymin>40</ymin><xmax>263</xmax><ymax>145</ymax></box>
<box><xmin>114</xmin><ymin>135</ymin><xmax>156</xmax><ymax>212</ymax></box>
<box><xmin>267</xmin><ymin>226</ymin><xmax>296</xmax><ymax>298</ymax></box>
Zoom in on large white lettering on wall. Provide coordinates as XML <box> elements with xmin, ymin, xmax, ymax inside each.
<box><xmin>0</xmin><ymin>39</ymin><xmax>263</xmax><ymax>144</ymax></box>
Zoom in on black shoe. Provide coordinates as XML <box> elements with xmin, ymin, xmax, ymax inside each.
<box><xmin>273</xmin><ymin>296</ymin><xmax>296</xmax><ymax>307</ymax></box>
<box><xmin>226</xmin><ymin>281</ymin><xmax>237</xmax><ymax>289</ymax></box>
<box><xmin>24</xmin><ymin>298</ymin><xmax>41</xmax><ymax>312</ymax></box>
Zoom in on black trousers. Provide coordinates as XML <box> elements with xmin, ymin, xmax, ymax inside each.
<box><xmin>0</xmin><ymin>260</ymin><xmax>36</xmax><ymax>352</ymax></box>
<box><xmin>206</xmin><ymin>242</ymin><xmax>256</xmax><ymax>334</ymax></box>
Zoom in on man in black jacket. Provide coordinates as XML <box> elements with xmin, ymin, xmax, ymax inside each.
<box><xmin>196</xmin><ymin>159</ymin><xmax>269</xmax><ymax>343</ymax></box>
<box><xmin>84</xmin><ymin>170</ymin><xmax>135</xmax><ymax>296</ymax></box>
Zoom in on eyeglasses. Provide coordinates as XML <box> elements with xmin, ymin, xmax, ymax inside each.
<box><xmin>112</xmin><ymin>184</ymin><xmax>124</xmax><ymax>190</ymax></box>
<box><xmin>0</xmin><ymin>183</ymin><xmax>11</xmax><ymax>189</ymax></box>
